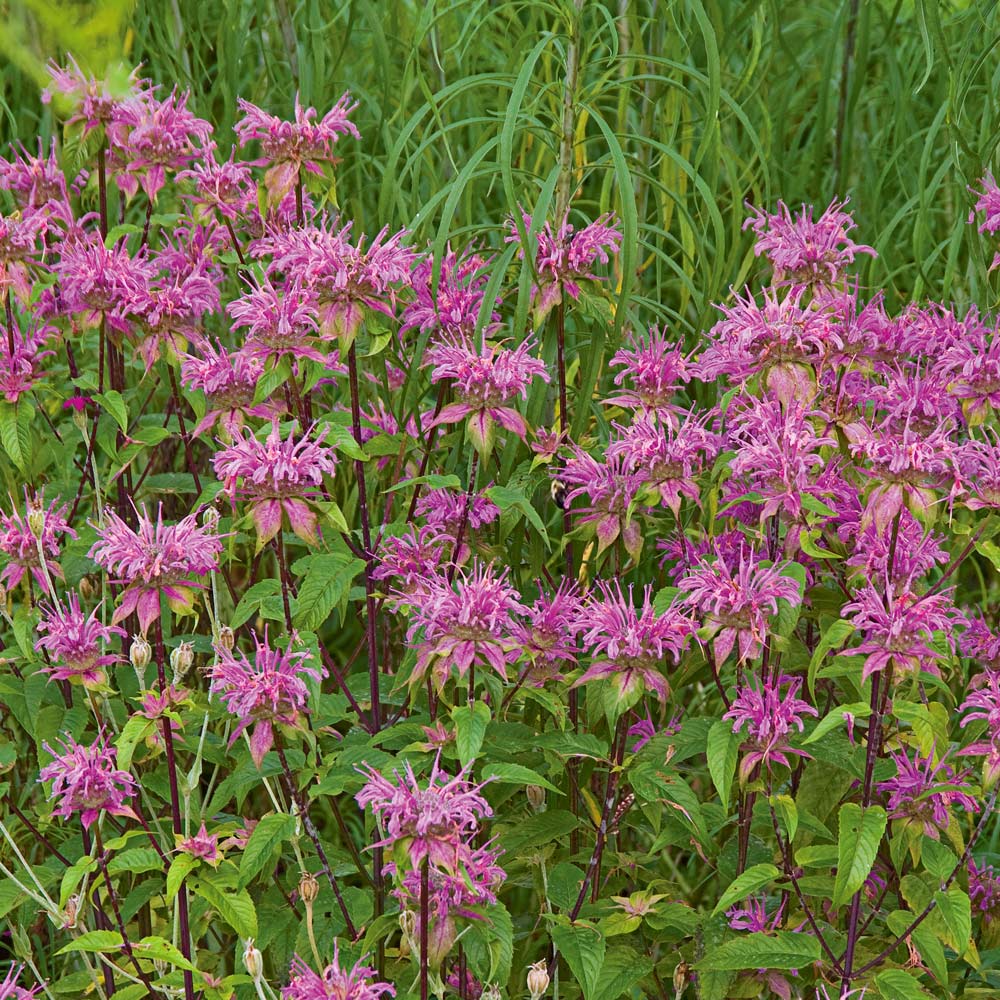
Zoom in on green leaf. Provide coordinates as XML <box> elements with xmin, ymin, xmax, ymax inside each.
<box><xmin>593</xmin><ymin>946</ymin><xmax>654</xmax><ymax>1000</ymax></box>
<box><xmin>166</xmin><ymin>853</ymin><xmax>198</xmax><ymax>904</ymax></box>
<box><xmin>875</xmin><ymin>968</ymin><xmax>933</xmax><ymax>999</ymax></box>
<box><xmin>501</xmin><ymin>809</ymin><xmax>578</xmax><ymax>854</ymax></box>
<box><xmin>452</xmin><ymin>700</ymin><xmax>490</xmax><ymax>766</ymax></box>
<box><xmin>107</xmin><ymin>848</ymin><xmax>164</xmax><ymax>877</ymax></box>
<box><xmin>808</xmin><ymin>620</ymin><xmax>856</xmax><ymax>698</ymax></box>
<box><xmin>239</xmin><ymin>812</ymin><xmax>296</xmax><ymax>889</ymax></box>
<box><xmin>487</xmin><ymin>901</ymin><xmax>514</xmax><ymax>984</ymax></box>
<box><xmin>706</xmin><ymin>719</ymin><xmax>739</xmax><ymax>808</ymax></box>
<box><xmin>94</xmin><ymin>390</ymin><xmax>128</xmax><ymax>432</ymax></box>
<box><xmin>551</xmin><ymin>920</ymin><xmax>605</xmax><ymax>1000</ymax></box>
<box><xmin>0</xmin><ymin>400</ymin><xmax>31</xmax><ymax>473</ymax></box>
<box><xmin>59</xmin><ymin>857</ymin><xmax>97</xmax><ymax>909</ymax></box>
<box><xmin>933</xmin><ymin>884</ymin><xmax>971</xmax><ymax>958</ymax></box>
<box><xmin>480</xmin><ymin>762</ymin><xmax>562</xmax><ymax>795</ymax></box>
<box><xmin>190</xmin><ymin>875</ymin><xmax>258</xmax><ymax>940</ymax></box>
<box><xmin>711</xmin><ymin>863</ymin><xmax>779</xmax><ymax>917</ymax></box>
<box><xmin>116</xmin><ymin>715</ymin><xmax>156</xmax><ymax>773</ymax></box>
<box><xmin>232</xmin><ymin>579</ymin><xmax>282</xmax><ymax>629</ymax></box>
<box><xmin>484</xmin><ymin>485</ymin><xmax>550</xmax><ymax>548</ymax></box>
<box><xmin>694</xmin><ymin>931</ymin><xmax>820</xmax><ymax>971</ymax></box>
<box><xmin>134</xmin><ymin>936</ymin><xmax>199</xmax><ymax>974</ymax></box>
<box><xmin>804</xmin><ymin>702</ymin><xmax>871</xmax><ymax>745</ymax></box>
<box><xmin>771</xmin><ymin>794</ymin><xmax>798</xmax><ymax>841</ymax></box>
<box><xmin>382</xmin><ymin>473</ymin><xmax>462</xmax><ymax>494</ymax></box>
<box><xmin>887</xmin><ymin>911</ymin><xmax>947</xmax><ymax>985</ymax></box>
<box><xmin>292</xmin><ymin>553</ymin><xmax>365</xmax><ymax>631</ymax></box>
<box><xmin>833</xmin><ymin>803</ymin><xmax>887</xmax><ymax>907</ymax></box>
<box><xmin>57</xmin><ymin>930</ymin><xmax>125</xmax><ymax>955</ymax></box>
<box><xmin>253</xmin><ymin>356</ymin><xmax>292</xmax><ymax>405</ymax></box>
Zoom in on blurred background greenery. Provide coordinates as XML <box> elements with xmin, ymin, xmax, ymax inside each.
<box><xmin>1</xmin><ymin>0</ymin><xmax>999</xmax><ymax>334</ymax></box>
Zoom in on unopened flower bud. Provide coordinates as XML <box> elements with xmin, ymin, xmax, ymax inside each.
<box><xmin>399</xmin><ymin>909</ymin><xmax>418</xmax><ymax>955</ymax></box>
<box><xmin>298</xmin><ymin>870</ymin><xmax>319</xmax><ymax>905</ymax></box>
<box><xmin>526</xmin><ymin>785</ymin><xmax>546</xmax><ymax>813</ymax></box>
<box><xmin>0</xmin><ymin>584</ymin><xmax>7</xmax><ymax>609</ymax></box>
<box><xmin>672</xmin><ymin>961</ymin><xmax>689</xmax><ymax>997</ymax></box>
<box><xmin>527</xmin><ymin>960</ymin><xmax>549</xmax><ymax>1000</ymax></box>
<box><xmin>171</xmin><ymin>642</ymin><xmax>195</xmax><ymax>683</ymax></box>
<box><xmin>481</xmin><ymin>986</ymin><xmax>501</xmax><ymax>1000</ymax></box>
<box><xmin>243</xmin><ymin>939</ymin><xmax>263</xmax><ymax>981</ymax></box>
<box><xmin>26</xmin><ymin>497</ymin><xmax>45</xmax><ymax>539</ymax></box>
<box><xmin>130</xmin><ymin>635</ymin><xmax>152</xmax><ymax>685</ymax></box>
<box><xmin>202</xmin><ymin>507</ymin><xmax>221</xmax><ymax>532</ymax></box>
<box><xmin>78</xmin><ymin>575</ymin><xmax>98</xmax><ymax>602</ymax></box>
<box><xmin>217</xmin><ymin>625</ymin><xmax>235</xmax><ymax>651</ymax></box>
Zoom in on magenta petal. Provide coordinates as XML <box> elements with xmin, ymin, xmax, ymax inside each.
<box><xmin>249</xmin><ymin>721</ymin><xmax>274</xmax><ymax>769</ymax></box>
<box><xmin>284</xmin><ymin>498</ymin><xmax>319</xmax><ymax>546</ymax></box>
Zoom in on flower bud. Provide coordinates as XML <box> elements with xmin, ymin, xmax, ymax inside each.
<box><xmin>26</xmin><ymin>498</ymin><xmax>45</xmax><ymax>539</ymax></box>
<box><xmin>481</xmin><ymin>986</ymin><xmax>501</xmax><ymax>1000</ymax></box>
<box><xmin>0</xmin><ymin>584</ymin><xmax>7</xmax><ymax>609</ymax></box>
<box><xmin>171</xmin><ymin>642</ymin><xmax>195</xmax><ymax>684</ymax></box>
<box><xmin>527</xmin><ymin>960</ymin><xmax>549</xmax><ymax>1000</ymax></box>
<box><xmin>130</xmin><ymin>635</ymin><xmax>152</xmax><ymax>686</ymax></box>
<box><xmin>202</xmin><ymin>506</ymin><xmax>221</xmax><ymax>532</ymax></box>
<box><xmin>78</xmin><ymin>575</ymin><xmax>98</xmax><ymax>602</ymax></box>
<box><xmin>243</xmin><ymin>939</ymin><xmax>263</xmax><ymax>981</ymax></box>
<box><xmin>298</xmin><ymin>870</ymin><xmax>319</xmax><ymax>905</ymax></box>
<box><xmin>399</xmin><ymin>909</ymin><xmax>418</xmax><ymax>955</ymax></box>
<box><xmin>526</xmin><ymin>785</ymin><xmax>546</xmax><ymax>813</ymax></box>
<box><xmin>672</xmin><ymin>961</ymin><xmax>689</xmax><ymax>997</ymax></box>
<box><xmin>61</xmin><ymin>894</ymin><xmax>82</xmax><ymax>929</ymax></box>
<box><xmin>217</xmin><ymin>625</ymin><xmax>235</xmax><ymax>651</ymax></box>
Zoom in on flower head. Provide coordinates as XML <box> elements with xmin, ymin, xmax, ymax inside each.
<box><xmin>574</xmin><ymin>582</ymin><xmax>693</xmax><ymax>705</ymax></box>
<box><xmin>679</xmin><ymin>548</ymin><xmax>802</xmax><ymax>667</ymax></box>
<box><xmin>743</xmin><ymin>199</ymin><xmax>875</xmax><ymax>284</ymax></box>
<box><xmin>89</xmin><ymin>505</ymin><xmax>223</xmax><ymax>631</ymax></box>
<box><xmin>402</xmin><ymin>560</ymin><xmax>524</xmax><ymax>692</ymax></box>
<box><xmin>356</xmin><ymin>755</ymin><xmax>493</xmax><ymax>871</ymax></box>
<box><xmin>282</xmin><ymin>946</ymin><xmax>395</xmax><ymax>1000</ymax></box>
<box><xmin>42</xmin><ymin>57</ymin><xmax>151</xmax><ymax>135</ymax></box>
<box><xmin>607</xmin><ymin>328</ymin><xmax>689</xmax><ymax>419</ymax></box>
<box><xmin>36</xmin><ymin>593</ymin><xmax>125</xmax><ymax>688</ymax></box>
<box><xmin>971</xmin><ymin>173</ymin><xmax>1000</xmax><ymax>269</ymax></box>
<box><xmin>181</xmin><ymin>341</ymin><xmax>272</xmax><ymax>437</ymax></box>
<box><xmin>402</xmin><ymin>245</ymin><xmax>500</xmax><ymax>339</ymax></box>
<box><xmin>424</xmin><ymin>334</ymin><xmax>549</xmax><ymax>454</ymax></box>
<box><xmin>227</xmin><ymin>275</ymin><xmax>324</xmax><ymax>362</ymax></box>
<box><xmin>38</xmin><ymin>733</ymin><xmax>137</xmax><ymax>829</ymax></box>
<box><xmin>876</xmin><ymin>749</ymin><xmax>978</xmax><ymax>839</ymax></box>
<box><xmin>211</xmin><ymin>630</ymin><xmax>325</xmax><ymax>768</ymax></box>
<box><xmin>0</xmin><ymin>492</ymin><xmax>76</xmax><ymax>593</ymax></box>
<box><xmin>177</xmin><ymin>821</ymin><xmax>220</xmax><ymax>865</ymax></box>
<box><xmin>723</xmin><ymin>675</ymin><xmax>817</xmax><ymax>782</ymax></box>
<box><xmin>235</xmin><ymin>93</ymin><xmax>360</xmax><ymax>204</ymax></box>
<box><xmin>959</xmin><ymin>671</ymin><xmax>1000</xmax><ymax>788</ymax></box>
<box><xmin>0</xmin><ymin>323</ymin><xmax>54</xmax><ymax>403</ymax></box>
<box><xmin>0</xmin><ymin>964</ymin><xmax>43</xmax><ymax>1000</ymax></box>
<box><xmin>213</xmin><ymin>420</ymin><xmax>338</xmax><ymax>546</ymax></box>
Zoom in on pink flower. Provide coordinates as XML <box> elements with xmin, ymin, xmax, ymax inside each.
<box><xmin>0</xmin><ymin>323</ymin><xmax>54</xmax><ymax>403</ymax></box>
<box><xmin>843</xmin><ymin>584</ymin><xmax>965</xmax><ymax>683</ymax></box>
<box><xmin>723</xmin><ymin>675</ymin><xmax>817</xmax><ymax>782</ymax></box>
<box><xmin>727</xmin><ymin>895</ymin><xmax>784</xmax><ymax>933</ymax></box>
<box><xmin>180</xmin><ymin>341</ymin><xmax>273</xmax><ymax>437</ymax></box>
<box><xmin>512</xmin><ymin>581</ymin><xmax>583</xmax><ymax>686</ymax></box>
<box><xmin>88</xmin><ymin>505</ymin><xmax>223</xmax><ymax>631</ymax></box>
<box><xmin>678</xmin><ymin>547</ymin><xmax>802</xmax><ymax>667</ymax></box>
<box><xmin>959</xmin><ymin>671</ymin><xmax>1000</xmax><ymax>788</ymax></box>
<box><xmin>282</xmin><ymin>945</ymin><xmax>394</xmax><ymax>1000</ymax></box>
<box><xmin>0</xmin><ymin>213</ymin><xmax>44</xmax><ymax>303</ymax></box>
<box><xmin>373</xmin><ymin>525</ymin><xmax>447</xmax><ymax>599</ymax></box>
<box><xmin>962</xmin><ymin>617</ymin><xmax>1000</xmax><ymax>671</ymax></box>
<box><xmin>507</xmin><ymin>208</ymin><xmax>621</xmax><ymax>321</ymax></box>
<box><xmin>424</xmin><ymin>334</ymin><xmax>549</xmax><ymax>454</ymax></box>
<box><xmin>970</xmin><ymin>859</ymin><xmax>1000</xmax><ymax>928</ymax></box>
<box><xmin>0</xmin><ymin>492</ymin><xmax>76</xmax><ymax>593</ymax></box>
<box><xmin>0</xmin><ymin>140</ymin><xmax>72</xmax><ymax>223</ymax></box>
<box><xmin>38</xmin><ymin>733</ymin><xmax>137</xmax><ymax>829</ymax></box>
<box><xmin>970</xmin><ymin>173</ymin><xmax>1000</xmax><ymax>269</ymax></box>
<box><xmin>0</xmin><ymin>963</ymin><xmax>43</xmax><ymax>1000</ymax></box>
<box><xmin>179</xmin><ymin>149</ymin><xmax>256</xmax><ymax>222</ymax></box>
<box><xmin>227</xmin><ymin>275</ymin><xmax>324</xmax><ymax>362</ymax></box>
<box><xmin>355</xmin><ymin>755</ymin><xmax>493</xmax><ymax>871</ymax></box>
<box><xmin>607</xmin><ymin>328</ymin><xmax>690</xmax><ymax>419</ymax></box>
<box><xmin>743</xmin><ymin>198</ymin><xmax>875</xmax><ymax>284</ymax></box>
<box><xmin>574</xmin><ymin>581</ymin><xmax>694</xmax><ymax>704</ymax></box>
<box><xmin>177</xmin><ymin>821</ymin><xmax>220</xmax><ymax>865</ymax></box>
<box><xmin>211</xmin><ymin>630</ymin><xmax>325</xmax><ymax>768</ymax></box>
<box><xmin>109</xmin><ymin>88</ymin><xmax>213</xmax><ymax>201</ymax></box>
<box><xmin>414</xmin><ymin>486</ymin><xmax>499</xmax><ymax>563</ymax></box>
<box><xmin>36</xmin><ymin>593</ymin><xmax>124</xmax><ymax>688</ymax></box>
<box><xmin>402</xmin><ymin>560</ymin><xmax>524</xmax><ymax>692</ymax></box>
<box><xmin>235</xmin><ymin>93</ymin><xmax>360</xmax><ymax>204</ymax></box>
<box><xmin>213</xmin><ymin>420</ymin><xmax>338</xmax><ymax>547</ymax></box>
<box><xmin>43</xmin><ymin>57</ymin><xmax>151</xmax><ymax>133</ymax></box>
<box><xmin>256</xmin><ymin>217</ymin><xmax>417</xmax><ymax>348</ymax></box>
<box><xmin>401</xmin><ymin>245</ymin><xmax>501</xmax><ymax>339</ymax></box>
<box><xmin>876</xmin><ymin>749</ymin><xmax>978</xmax><ymax>839</ymax></box>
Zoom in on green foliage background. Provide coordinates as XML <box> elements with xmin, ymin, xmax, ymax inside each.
<box><xmin>2</xmin><ymin>0</ymin><xmax>1000</xmax><ymax>332</ymax></box>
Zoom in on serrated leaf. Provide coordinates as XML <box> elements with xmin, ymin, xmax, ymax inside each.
<box><xmin>804</xmin><ymin>702</ymin><xmax>871</xmax><ymax>744</ymax></box>
<box><xmin>94</xmin><ymin>390</ymin><xmax>128</xmax><ymax>432</ymax></box>
<box><xmin>808</xmin><ymin>619</ymin><xmax>856</xmax><ymax>698</ymax></box>
<box><xmin>383</xmin><ymin>473</ymin><xmax>462</xmax><ymax>494</ymax></box>
<box><xmin>875</xmin><ymin>968</ymin><xmax>933</xmax><ymax>999</ymax></box>
<box><xmin>232</xmin><ymin>579</ymin><xmax>282</xmax><ymax>629</ymax></box>
<box><xmin>593</xmin><ymin>946</ymin><xmax>654</xmax><ymax>1000</ymax></box>
<box><xmin>190</xmin><ymin>875</ymin><xmax>257</xmax><ymax>939</ymax></box>
<box><xmin>706</xmin><ymin>719</ymin><xmax>739</xmax><ymax>808</ymax></box>
<box><xmin>107</xmin><ymin>848</ymin><xmax>163</xmax><ymax>877</ymax></box>
<box><xmin>551</xmin><ymin>920</ymin><xmax>605</xmax><ymax>1000</ymax></box>
<box><xmin>59</xmin><ymin>857</ymin><xmax>97</xmax><ymax>909</ymax></box>
<box><xmin>239</xmin><ymin>812</ymin><xmax>296</xmax><ymax>889</ymax></box>
<box><xmin>711</xmin><ymin>863</ymin><xmax>779</xmax><ymax>917</ymax></box>
<box><xmin>56</xmin><ymin>930</ymin><xmax>124</xmax><ymax>955</ymax></box>
<box><xmin>480</xmin><ymin>762</ymin><xmax>562</xmax><ymax>795</ymax></box>
<box><xmin>887</xmin><ymin>910</ymin><xmax>947</xmax><ymax>985</ymax></box>
<box><xmin>452</xmin><ymin>700</ymin><xmax>490</xmax><ymax>766</ymax></box>
<box><xmin>134</xmin><ymin>936</ymin><xmax>199</xmax><ymax>974</ymax></box>
<box><xmin>292</xmin><ymin>554</ymin><xmax>365</xmax><ymax>631</ymax></box>
<box><xmin>833</xmin><ymin>803</ymin><xmax>886</xmax><ymax>907</ymax></box>
<box><xmin>484</xmin><ymin>484</ymin><xmax>550</xmax><ymax>547</ymax></box>
<box><xmin>487</xmin><ymin>901</ymin><xmax>513</xmax><ymax>984</ymax></box>
<box><xmin>0</xmin><ymin>400</ymin><xmax>31</xmax><ymax>473</ymax></box>
<box><xmin>933</xmin><ymin>884</ymin><xmax>971</xmax><ymax>958</ymax></box>
<box><xmin>166</xmin><ymin>853</ymin><xmax>197</xmax><ymax>904</ymax></box>
<box><xmin>694</xmin><ymin>930</ymin><xmax>820</xmax><ymax>971</ymax></box>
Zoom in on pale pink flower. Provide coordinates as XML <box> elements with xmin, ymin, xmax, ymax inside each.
<box><xmin>212</xmin><ymin>420</ymin><xmax>338</xmax><ymax>546</ymax></box>
<box><xmin>177</xmin><ymin>821</ymin><xmax>220</xmax><ymax>865</ymax></box>
<box><xmin>211</xmin><ymin>630</ymin><xmax>325</xmax><ymax>768</ymax></box>
<box><xmin>38</xmin><ymin>733</ymin><xmax>137</xmax><ymax>829</ymax></box>
<box><xmin>0</xmin><ymin>492</ymin><xmax>76</xmax><ymax>593</ymax></box>
<box><xmin>282</xmin><ymin>945</ymin><xmax>394</xmax><ymax>1000</ymax></box>
<box><xmin>227</xmin><ymin>275</ymin><xmax>324</xmax><ymax>362</ymax></box>
<box><xmin>88</xmin><ymin>506</ymin><xmax>223</xmax><ymax>631</ymax></box>
<box><xmin>877</xmin><ymin>749</ymin><xmax>978</xmax><ymax>839</ymax></box>
<box><xmin>0</xmin><ymin>963</ymin><xmax>43</xmax><ymax>1000</ymax></box>
<box><xmin>180</xmin><ymin>341</ymin><xmax>273</xmax><ymax>437</ymax></box>
<box><xmin>36</xmin><ymin>593</ymin><xmax>124</xmax><ymax>688</ymax></box>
